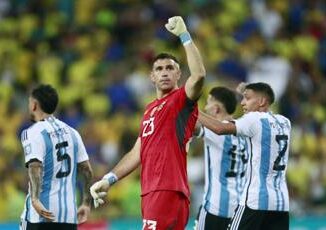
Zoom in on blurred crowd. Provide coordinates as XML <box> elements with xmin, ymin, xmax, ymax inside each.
<box><xmin>0</xmin><ymin>0</ymin><xmax>326</xmax><ymax>222</ymax></box>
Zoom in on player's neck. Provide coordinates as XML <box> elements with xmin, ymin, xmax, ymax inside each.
<box><xmin>34</xmin><ymin>112</ymin><xmax>52</xmax><ymax>122</ymax></box>
<box><xmin>157</xmin><ymin>87</ymin><xmax>178</xmax><ymax>99</ymax></box>
<box><xmin>258</xmin><ymin>105</ymin><xmax>269</xmax><ymax>113</ymax></box>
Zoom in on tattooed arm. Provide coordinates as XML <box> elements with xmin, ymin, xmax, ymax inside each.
<box><xmin>28</xmin><ymin>161</ymin><xmax>55</xmax><ymax>221</ymax></box>
<box><xmin>77</xmin><ymin>160</ymin><xmax>93</xmax><ymax>223</ymax></box>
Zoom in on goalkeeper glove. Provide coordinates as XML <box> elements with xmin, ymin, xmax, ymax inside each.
<box><xmin>90</xmin><ymin>180</ymin><xmax>109</xmax><ymax>208</ymax></box>
<box><xmin>165</xmin><ymin>16</ymin><xmax>192</xmax><ymax>45</ymax></box>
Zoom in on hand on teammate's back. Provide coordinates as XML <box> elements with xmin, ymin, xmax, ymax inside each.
<box><xmin>165</xmin><ymin>16</ymin><xmax>188</xmax><ymax>36</ymax></box>
<box><xmin>31</xmin><ymin>199</ymin><xmax>55</xmax><ymax>222</ymax></box>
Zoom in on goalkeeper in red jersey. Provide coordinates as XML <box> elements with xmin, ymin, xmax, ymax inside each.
<box><xmin>90</xmin><ymin>16</ymin><xmax>206</xmax><ymax>229</ymax></box>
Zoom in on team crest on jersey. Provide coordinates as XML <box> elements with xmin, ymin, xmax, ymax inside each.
<box><xmin>24</xmin><ymin>144</ymin><xmax>32</xmax><ymax>156</ymax></box>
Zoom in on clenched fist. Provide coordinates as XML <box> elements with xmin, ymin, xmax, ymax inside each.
<box><xmin>165</xmin><ymin>16</ymin><xmax>188</xmax><ymax>36</ymax></box>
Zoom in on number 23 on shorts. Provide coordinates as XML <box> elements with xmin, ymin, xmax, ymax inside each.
<box><xmin>142</xmin><ymin>219</ymin><xmax>157</xmax><ymax>230</ymax></box>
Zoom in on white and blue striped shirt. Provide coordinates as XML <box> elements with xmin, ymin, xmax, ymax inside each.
<box><xmin>199</xmin><ymin>126</ymin><xmax>249</xmax><ymax>218</ymax></box>
<box><xmin>20</xmin><ymin>116</ymin><xmax>89</xmax><ymax>224</ymax></box>
<box><xmin>235</xmin><ymin>111</ymin><xmax>291</xmax><ymax>211</ymax></box>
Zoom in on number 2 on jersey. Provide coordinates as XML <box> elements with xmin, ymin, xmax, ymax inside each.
<box><xmin>55</xmin><ymin>141</ymin><xmax>71</xmax><ymax>178</ymax></box>
<box><xmin>273</xmin><ymin>134</ymin><xmax>288</xmax><ymax>171</ymax></box>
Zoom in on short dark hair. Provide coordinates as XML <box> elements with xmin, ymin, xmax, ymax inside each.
<box><xmin>209</xmin><ymin>87</ymin><xmax>237</xmax><ymax>114</ymax></box>
<box><xmin>245</xmin><ymin>82</ymin><xmax>275</xmax><ymax>105</ymax></box>
<box><xmin>152</xmin><ymin>53</ymin><xmax>180</xmax><ymax>66</ymax></box>
<box><xmin>31</xmin><ymin>84</ymin><xmax>59</xmax><ymax>114</ymax></box>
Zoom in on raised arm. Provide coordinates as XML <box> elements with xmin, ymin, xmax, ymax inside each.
<box><xmin>90</xmin><ymin>137</ymin><xmax>141</xmax><ymax>207</ymax></box>
<box><xmin>199</xmin><ymin>111</ymin><xmax>236</xmax><ymax>135</ymax></box>
<box><xmin>165</xmin><ymin>16</ymin><xmax>206</xmax><ymax>100</ymax></box>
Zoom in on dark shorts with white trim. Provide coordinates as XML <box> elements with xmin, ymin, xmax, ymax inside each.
<box><xmin>20</xmin><ymin>220</ymin><xmax>77</xmax><ymax>230</ymax></box>
<box><xmin>195</xmin><ymin>205</ymin><xmax>231</xmax><ymax>230</ymax></box>
<box><xmin>227</xmin><ymin>205</ymin><xmax>289</xmax><ymax>230</ymax></box>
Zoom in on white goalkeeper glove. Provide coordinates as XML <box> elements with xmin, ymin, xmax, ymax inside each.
<box><xmin>165</xmin><ymin>16</ymin><xmax>192</xmax><ymax>45</ymax></box>
<box><xmin>90</xmin><ymin>180</ymin><xmax>109</xmax><ymax>208</ymax></box>
<box><xmin>90</xmin><ymin>172</ymin><xmax>118</xmax><ymax>208</ymax></box>
<box><xmin>165</xmin><ymin>16</ymin><xmax>187</xmax><ymax>36</ymax></box>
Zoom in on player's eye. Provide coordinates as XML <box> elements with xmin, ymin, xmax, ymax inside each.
<box><xmin>166</xmin><ymin>65</ymin><xmax>174</xmax><ymax>70</ymax></box>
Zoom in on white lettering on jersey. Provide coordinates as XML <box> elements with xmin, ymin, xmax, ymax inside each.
<box><xmin>142</xmin><ymin>117</ymin><xmax>155</xmax><ymax>137</ymax></box>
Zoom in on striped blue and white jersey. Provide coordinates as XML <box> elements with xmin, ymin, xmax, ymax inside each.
<box><xmin>199</xmin><ymin>126</ymin><xmax>249</xmax><ymax>218</ymax></box>
<box><xmin>20</xmin><ymin>116</ymin><xmax>89</xmax><ymax>224</ymax></box>
<box><xmin>235</xmin><ymin>111</ymin><xmax>291</xmax><ymax>211</ymax></box>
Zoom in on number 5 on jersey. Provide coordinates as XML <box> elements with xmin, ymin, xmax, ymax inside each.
<box><xmin>55</xmin><ymin>141</ymin><xmax>71</xmax><ymax>178</ymax></box>
<box><xmin>142</xmin><ymin>117</ymin><xmax>155</xmax><ymax>137</ymax></box>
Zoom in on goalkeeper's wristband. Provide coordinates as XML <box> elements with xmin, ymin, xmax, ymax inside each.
<box><xmin>179</xmin><ymin>31</ymin><xmax>192</xmax><ymax>46</ymax></box>
<box><xmin>103</xmin><ymin>172</ymin><xmax>118</xmax><ymax>186</ymax></box>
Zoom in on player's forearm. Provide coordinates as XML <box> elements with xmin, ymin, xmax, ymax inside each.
<box><xmin>78</xmin><ymin>160</ymin><xmax>93</xmax><ymax>206</ymax></box>
<box><xmin>111</xmin><ymin>148</ymin><xmax>140</xmax><ymax>181</ymax></box>
<box><xmin>199</xmin><ymin>111</ymin><xmax>236</xmax><ymax>135</ymax></box>
<box><xmin>184</xmin><ymin>42</ymin><xmax>206</xmax><ymax>100</ymax></box>
<box><xmin>184</xmin><ymin>42</ymin><xmax>206</xmax><ymax>80</ymax></box>
<box><xmin>28</xmin><ymin>161</ymin><xmax>43</xmax><ymax>201</ymax></box>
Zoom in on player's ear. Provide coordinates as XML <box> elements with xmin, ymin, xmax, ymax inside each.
<box><xmin>259</xmin><ymin>96</ymin><xmax>268</xmax><ymax>107</ymax></box>
<box><xmin>32</xmin><ymin>100</ymin><xmax>38</xmax><ymax>112</ymax></box>
<box><xmin>215</xmin><ymin>104</ymin><xmax>220</xmax><ymax>115</ymax></box>
<box><xmin>176</xmin><ymin>68</ymin><xmax>181</xmax><ymax>80</ymax></box>
<box><xmin>150</xmin><ymin>71</ymin><xmax>156</xmax><ymax>84</ymax></box>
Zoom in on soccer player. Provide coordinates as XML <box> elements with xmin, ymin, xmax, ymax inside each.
<box><xmin>199</xmin><ymin>83</ymin><xmax>291</xmax><ymax>230</ymax></box>
<box><xmin>20</xmin><ymin>84</ymin><xmax>93</xmax><ymax>230</ymax></box>
<box><xmin>90</xmin><ymin>16</ymin><xmax>206</xmax><ymax>229</ymax></box>
<box><xmin>194</xmin><ymin>87</ymin><xmax>248</xmax><ymax>230</ymax></box>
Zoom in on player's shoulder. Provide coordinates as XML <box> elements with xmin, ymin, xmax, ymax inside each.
<box><xmin>25</xmin><ymin>121</ymin><xmax>45</xmax><ymax>134</ymax></box>
<box><xmin>69</xmin><ymin>126</ymin><xmax>80</xmax><ymax>137</ymax></box>
<box><xmin>273</xmin><ymin>113</ymin><xmax>291</xmax><ymax>127</ymax></box>
<box><xmin>57</xmin><ymin>119</ymin><xmax>79</xmax><ymax>135</ymax></box>
<box><xmin>204</xmin><ymin>126</ymin><xmax>227</xmax><ymax>140</ymax></box>
<box><xmin>241</xmin><ymin>111</ymin><xmax>262</xmax><ymax>121</ymax></box>
<box><xmin>20</xmin><ymin>122</ymin><xmax>44</xmax><ymax>142</ymax></box>
<box><xmin>169</xmin><ymin>86</ymin><xmax>186</xmax><ymax>99</ymax></box>
<box><xmin>273</xmin><ymin>113</ymin><xmax>289</xmax><ymax>121</ymax></box>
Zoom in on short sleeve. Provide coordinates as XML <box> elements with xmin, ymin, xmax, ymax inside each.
<box><xmin>235</xmin><ymin>112</ymin><xmax>258</xmax><ymax>138</ymax></box>
<box><xmin>174</xmin><ymin>87</ymin><xmax>197</xmax><ymax>111</ymax></box>
<box><xmin>73</xmin><ymin>130</ymin><xmax>89</xmax><ymax>163</ymax></box>
<box><xmin>21</xmin><ymin>128</ymin><xmax>45</xmax><ymax>165</ymax></box>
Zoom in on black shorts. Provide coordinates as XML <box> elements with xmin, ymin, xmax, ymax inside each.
<box><xmin>20</xmin><ymin>220</ymin><xmax>77</xmax><ymax>230</ymax></box>
<box><xmin>195</xmin><ymin>205</ymin><xmax>231</xmax><ymax>230</ymax></box>
<box><xmin>227</xmin><ymin>205</ymin><xmax>289</xmax><ymax>230</ymax></box>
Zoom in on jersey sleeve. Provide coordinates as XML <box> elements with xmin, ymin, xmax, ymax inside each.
<box><xmin>21</xmin><ymin>127</ymin><xmax>45</xmax><ymax>166</ymax></box>
<box><xmin>235</xmin><ymin>112</ymin><xmax>258</xmax><ymax>138</ymax></box>
<box><xmin>73</xmin><ymin>130</ymin><xmax>89</xmax><ymax>163</ymax></box>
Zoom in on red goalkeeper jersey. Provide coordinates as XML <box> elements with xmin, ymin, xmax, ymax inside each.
<box><xmin>139</xmin><ymin>87</ymin><xmax>198</xmax><ymax>199</ymax></box>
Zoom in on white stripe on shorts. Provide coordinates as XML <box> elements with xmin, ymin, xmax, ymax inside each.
<box><xmin>20</xmin><ymin>219</ymin><xmax>27</xmax><ymax>230</ymax></box>
<box><xmin>229</xmin><ymin>205</ymin><xmax>245</xmax><ymax>230</ymax></box>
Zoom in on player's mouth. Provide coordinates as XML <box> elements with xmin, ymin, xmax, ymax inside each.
<box><xmin>160</xmin><ymin>80</ymin><xmax>170</xmax><ymax>84</ymax></box>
